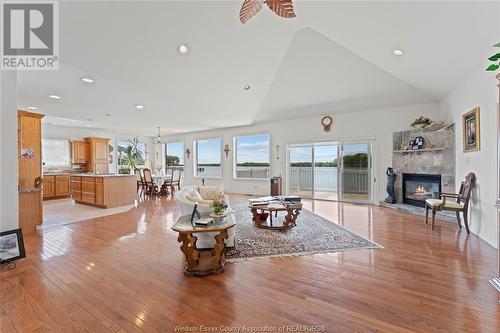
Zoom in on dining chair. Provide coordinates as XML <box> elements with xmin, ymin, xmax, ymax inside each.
<box><xmin>425</xmin><ymin>172</ymin><xmax>475</xmax><ymax>233</ymax></box>
<box><xmin>171</xmin><ymin>168</ymin><xmax>182</xmax><ymax>192</ymax></box>
<box><xmin>162</xmin><ymin>168</ymin><xmax>175</xmax><ymax>194</ymax></box>
<box><xmin>134</xmin><ymin>168</ymin><xmax>145</xmax><ymax>194</ymax></box>
<box><xmin>142</xmin><ymin>168</ymin><xmax>158</xmax><ymax>195</ymax></box>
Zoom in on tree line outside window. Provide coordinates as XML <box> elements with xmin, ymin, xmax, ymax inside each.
<box><xmin>117</xmin><ymin>138</ymin><xmax>146</xmax><ymax>174</ymax></box>
<box><xmin>162</xmin><ymin>134</ymin><xmax>272</xmax><ymax>179</ymax></box>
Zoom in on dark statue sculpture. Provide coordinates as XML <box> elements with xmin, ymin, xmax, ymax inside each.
<box><xmin>385</xmin><ymin>167</ymin><xmax>398</xmax><ymax>204</ymax></box>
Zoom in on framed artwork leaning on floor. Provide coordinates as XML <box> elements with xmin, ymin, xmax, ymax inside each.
<box><xmin>0</xmin><ymin>229</ymin><xmax>26</xmax><ymax>263</ymax></box>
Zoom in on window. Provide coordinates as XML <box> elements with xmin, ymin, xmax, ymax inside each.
<box><xmin>117</xmin><ymin>138</ymin><xmax>146</xmax><ymax>174</ymax></box>
<box><xmin>234</xmin><ymin>133</ymin><xmax>270</xmax><ymax>179</ymax></box>
<box><xmin>195</xmin><ymin>138</ymin><xmax>221</xmax><ymax>178</ymax></box>
<box><xmin>42</xmin><ymin>139</ymin><xmax>71</xmax><ymax>167</ymax></box>
<box><xmin>165</xmin><ymin>142</ymin><xmax>184</xmax><ymax>168</ymax></box>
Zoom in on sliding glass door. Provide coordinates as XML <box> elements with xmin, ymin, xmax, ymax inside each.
<box><xmin>339</xmin><ymin>142</ymin><xmax>371</xmax><ymax>203</ymax></box>
<box><xmin>313</xmin><ymin>144</ymin><xmax>339</xmax><ymax>200</ymax></box>
<box><xmin>288</xmin><ymin>140</ymin><xmax>372</xmax><ymax>203</ymax></box>
<box><xmin>288</xmin><ymin>145</ymin><xmax>313</xmax><ymax>199</ymax></box>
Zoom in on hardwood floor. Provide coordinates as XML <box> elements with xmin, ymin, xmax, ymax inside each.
<box><xmin>1</xmin><ymin>194</ymin><xmax>499</xmax><ymax>332</ymax></box>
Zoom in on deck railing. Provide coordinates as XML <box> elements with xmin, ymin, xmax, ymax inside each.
<box><xmin>289</xmin><ymin>167</ymin><xmax>369</xmax><ymax>193</ymax></box>
<box><xmin>235</xmin><ymin>168</ymin><xmax>270</xmax><ymax>179</ymax></box>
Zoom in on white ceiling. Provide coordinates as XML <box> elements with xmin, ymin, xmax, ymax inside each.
<box><xmin>17</xmin><ymin>1</ymin><xmax>500</xmax><ymax>135</ymax></box>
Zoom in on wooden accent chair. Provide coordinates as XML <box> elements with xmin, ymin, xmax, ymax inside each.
<box><xmin>425</xmin><ymin>172</ymin><xmax>475</xmax><ymax>233</ymax></box>
<box><xmin>142</xmin><ymin>168</ymin><xmax>158</xmax><ymax>195</ymax></box>
<box><xmin>134</xmin><ymin>168</ymin><xmax>145</xmax><ymax>193</ymax></box>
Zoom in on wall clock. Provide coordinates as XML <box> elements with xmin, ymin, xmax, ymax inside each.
<box><xmin>321</xmin><ymin>116</ymin><xmax>333</xmax><ymax>132</ymax></box>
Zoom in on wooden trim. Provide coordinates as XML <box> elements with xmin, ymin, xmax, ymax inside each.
<box><xmin>83</xmin><ymin>137</ymin><xmax>110</xmax><ymax>140</ymax></box>
<box><xmin>17</xmin><ymin>110</ymin><xmax>45</xmax><ymax>118</ymax></box>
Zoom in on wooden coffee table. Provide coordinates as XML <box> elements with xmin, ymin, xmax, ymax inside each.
<box><xmin>172</xmin><ymin>214</ymin><xmax>235</xmax><ymax>277</ymax></box>
<box><xmin>249</xmin><ymin>201</ymin><xmax>303</xmax><ymax>231</ymax></box>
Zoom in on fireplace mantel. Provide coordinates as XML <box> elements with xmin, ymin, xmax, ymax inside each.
<box><xmin>392</xmin><ymin>124</ymin><xmax>456</xmax><ymax>204</ymax></box>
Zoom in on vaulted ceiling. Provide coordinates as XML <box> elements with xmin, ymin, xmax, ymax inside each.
<box><xmin>17</xmin><ymin>1</ymin><xmax>500</xmax><ymax>135</ymax></box>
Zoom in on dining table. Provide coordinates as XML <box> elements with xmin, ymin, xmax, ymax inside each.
<box><xmin>152</xmin><ymin>174</ymin><xmax>172</xmax><ymax>196</ymax></box>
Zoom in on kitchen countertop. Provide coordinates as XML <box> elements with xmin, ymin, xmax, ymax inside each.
<box><xmin>43</xmin><ymin>173</ymin><xmax>135</xmax><ymax>177</ymax></box>
<box><xmin>72</xmin><ymin>173</ymin><xmax>135</xmax><ymax>177</ymax></box>
<box><xmin>19</xmin><ymin>187</ymin><xmax>42</xmax><ymax>193</ymax></box>
<box><xmin>43</xmin><ymin>173</ymin><xmax>73</xmax><ymax>176</ymax></box>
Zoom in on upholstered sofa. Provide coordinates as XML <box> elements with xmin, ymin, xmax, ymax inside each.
<box><xmin>174</xmin><ymin>185</ymin><xmax>235</xmax><ymax>249</ymax></box>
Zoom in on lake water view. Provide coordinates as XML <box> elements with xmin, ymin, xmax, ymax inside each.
<box><xmin>197</xmin><ymin>166</ymin><xmax>369</xmax><ymax>194</ymax></box>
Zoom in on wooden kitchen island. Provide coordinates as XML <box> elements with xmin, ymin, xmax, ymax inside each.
<box><xmin>71</xmin><ymin>174</ymin><xmax>136</xmax><ymax>208</ymax></box>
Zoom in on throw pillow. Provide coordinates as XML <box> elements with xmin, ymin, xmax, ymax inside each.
<box><xmin>198</xmin><ymin>186</ymin><xmax>221</xmax><ymax>200</ymax></box>
<box><xmin>186</xmin><ymin>195</ymin><xmax>212</xmax><ymax>206</ymax></box>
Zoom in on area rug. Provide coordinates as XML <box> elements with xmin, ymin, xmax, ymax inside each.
<box><xmin>226</xmin><ymin>206</ymin><xmax>382</xmax><ymax>262</ymax></box>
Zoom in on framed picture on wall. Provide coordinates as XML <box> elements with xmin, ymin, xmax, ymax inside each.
<box><xmin>462</xmin><ymin>107</ymin><xmax>480</xmax><ymax>152</ymax></box>
<box><xmin>0</xmin><ymin>229</ymin><xmax>26</xmax><ymax>263</ymax></box>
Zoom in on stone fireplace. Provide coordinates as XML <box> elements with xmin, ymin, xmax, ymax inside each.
<box><xmin>392</xmin><ymin>124</ymin><xmax>455</xmax><ymax>205</ymax></box>
<box><xmin>402</xmin><ymin>173</ymin><xmax>441</xmax><ymax>207</ymax></box>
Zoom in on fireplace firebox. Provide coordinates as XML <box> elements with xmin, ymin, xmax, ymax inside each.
<box><xmin>402</xmin><ymin>173</ymin><xmax>441</xmax><ymax>207</ymax></box>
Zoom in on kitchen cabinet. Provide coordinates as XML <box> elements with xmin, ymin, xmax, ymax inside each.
<box><xmin>84</xmin><ymin>137</ymin><xmax>110</xmax><ymax>174</ymax></box>
<box><xmin>55</xmin><ymin>175</ymin><xmax>71</xmax><ymax>196</ymax></box>
<box><xmin>43</xmin><ymin>175</ymin><xmax>71</xmax><ymax>199</ymax></box>
<box><xmin>43</xmin><ymin>176</ymin><xmax>55</xmax><ymax>198</ymax></box>
<box><xmin>81</xmin><ymin>177</ymin><xmax>96</xmax><ymax>204</ymax></box>
<box><xmin>95</xmin><ymin>178</ymin><xmax>104</xmax><ymax>205</ymax></box>
<box><xmin>72</xmin><ymin>175</ymin><xmax>136</xmax><ymax>208</ymax></box>
<box><xmin>71</xmin><ymin>140</ymin><xmax>87</xmax><ymax>164</ymax></box>
<box><xmin>71</xmin><ymin>176</ymin><xmax>82</xmax><ymax>200</ymax></box>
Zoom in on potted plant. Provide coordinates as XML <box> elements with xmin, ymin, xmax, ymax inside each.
<box><xmin>210</xmin><ymin>192</ymin><xmax>228</xmax><ymax>218</ymax></box>
<box><xmin>486</xmin><ymin>42</ymin><xmax>500</xmax><ymax>72</ymax></box>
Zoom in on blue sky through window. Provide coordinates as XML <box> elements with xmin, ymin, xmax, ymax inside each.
<box><xmin>236</xmin><ymin>133</ymin><xmax>270</xmax><ymax>164</ymax></box>
<box><xmin>166</xmin><ymin>142</ymin><xmax>184</xmax><ymax>165</ymax></box>
<box><xmin>197</xmin><ymin>138</ymin><xmax>221</xmax><ymax>165</ymax></box>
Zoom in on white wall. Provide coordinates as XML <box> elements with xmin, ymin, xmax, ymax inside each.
<box><xmin>158</xmin><ymin>102</ymin><xmax>442</xmax><ymax>202</ymax></box>
<box><xmin>0</xmin><ymin>71</ymin><xmax>19</xmax><ymax>232</ymax></box>
<box><xmin>440</xmin><ymin>65</ymin><xmax>499</xmax><ymax>248</ymax></box>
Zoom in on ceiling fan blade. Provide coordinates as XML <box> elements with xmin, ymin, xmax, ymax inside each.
<box><xmin>265</xmin><ymin>0</ymin><xmax>296</xmax><ymax>19</ymax></box>
<box><xmin>240</xmin><ymin>0</ymin><xmax>263</xmax><ymax>24</ymax></box>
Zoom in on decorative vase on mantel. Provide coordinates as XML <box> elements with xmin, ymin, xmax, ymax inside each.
<box><xmin>385</xmin><ymin>167</ymin><xmax>398</xmax><ymax>204</ymax></box>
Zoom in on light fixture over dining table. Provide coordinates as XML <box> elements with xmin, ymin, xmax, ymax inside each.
<box><xmin>239</xmin><ymin>0</ymin><xmax>296</xmax><ymax>24</ymax></box>
<box><xmin>153</xmin><ymin>126</ymin><xmax>166</xmax><ymax>144</ymax></box>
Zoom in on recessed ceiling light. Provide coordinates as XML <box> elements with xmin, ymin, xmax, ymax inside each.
<box><xmin>48</xmin><ymin>94</ymin><xmax>62</xmax><ymax>100</ymax></box>
<box><xmin>393</xmin><ymin>49</ymin><xmax>404</xmax><ymax>56</ymax></box>
<box><xmin>134</xmin><ymin>104</ymin><xmax>144</xmax><ymax>110</ymax></box>
<box><xmin>85</xmin><ymin>124</ymin><xmax>92</xmax><ymax>127</ymax></box>
<box><xmin>105</xmin><ymin>113</ymin><xmax>111</xmax><ymax>116</ymax></box>
<box><xmin>81</xmin><ymin>77</ymin><xmax>94</xmax><ymax>83</ymax></box>
<box><xmin>27</xmin><ymin>106</ymin><xmax>38</xmax><ymax>110</ymax></box>
<box><xmin>244</xmin><ymin>85</ymin><xmax>251</xmax><ymax>91</ymax></box>
<box><xmin>177</xmin><ymin>44</ymin><xmax>189</xmax><ymax>54</ymax></box>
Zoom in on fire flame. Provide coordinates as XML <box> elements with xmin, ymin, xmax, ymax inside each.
<box><xmin>415</xmin><ymin>186</ymin><xmax>427</xmax><ymax>194</ymax></box>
